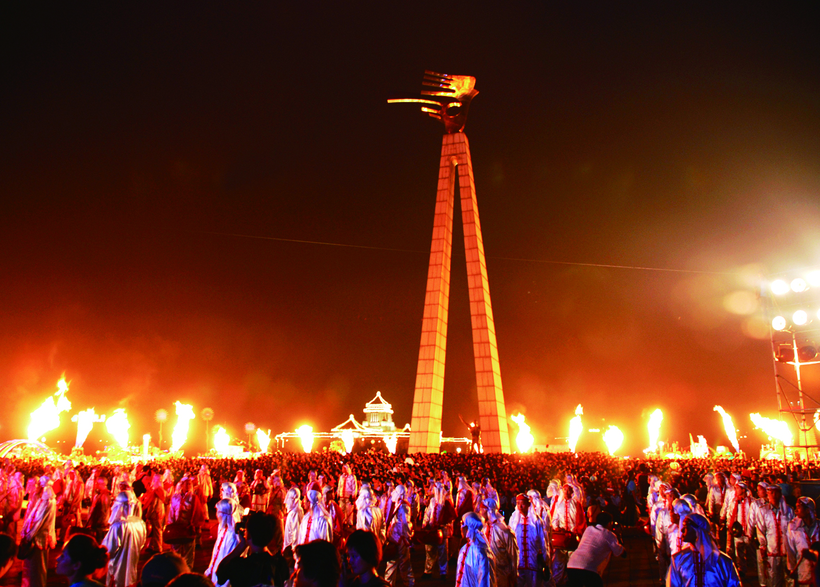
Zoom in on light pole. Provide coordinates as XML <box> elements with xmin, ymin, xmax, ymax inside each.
<box><xmin>155</xmin><ymin>409</ymin><xmax>168</xmax><ymax>450</ymax></box>
<box><xmin>201</xmin><ymin>408</ymin><xmax>214</xmax><ymax>451</ymax></box>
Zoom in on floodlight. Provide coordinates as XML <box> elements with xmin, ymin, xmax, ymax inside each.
<box><xmin>808</xmin><ymin>271</ymin><xmax>820</xmax><ymax>287</ymax></box>
<box><xmin>772</xmin><ymin>316</ymin><xmax>788</xmax><ymax>331</ymax></box>
<box><xmin>771</xmin><ymin>280</ymin><xmax>790</xmax><ymax>295</ymax></box>
<box><xmin>791</xmin><ymin>278</ymin><xmax>808</xmax><ymax>293</ymax></box>
<box><xmin>798</xmin><ymin>346</ymin><xmax>818</xmax><ymax>362</ymax></box>
<box><xmin>794</xmin><ymin>310</ymin><xmax>809</xmax><ymax>326</ymax></box>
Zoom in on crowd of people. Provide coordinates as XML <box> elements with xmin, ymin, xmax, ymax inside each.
<box><xmin>0</xmin><ymin>449</ymin><xmax>819</xmax><ymax>587</ymax></box>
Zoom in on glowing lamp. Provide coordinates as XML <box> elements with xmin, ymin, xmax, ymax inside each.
<box><xmin>771</xmin><ymin>280</ymin><xmax>790</xmax><ymax>295</ymax></box>
<box><xmin>772</xmin><ymin>316</ymin><xmax>787</xmax><ymax>331</ymax></box>
<box><xmin>799</xmin><ymin>346</ymin><xmax>818</xmax><ymax>362</ymax></box>
<box><xmin>793</xmin><ymin>310</ymin><xmax>808</xmax><ymax>326</ymax></box>
<box><xmin>791</xmin><ymin>278</ymin><xmax>808</xmax><ymax>293</ymax></box>
<box><xmin>808</xmin><ymin>271</ymin><xmax>820</xmax><ymax>287</ymax></box>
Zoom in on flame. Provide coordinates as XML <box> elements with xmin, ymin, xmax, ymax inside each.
<box><xmin>568</xmin><ymin>404</ymin><xmax>583</xmax><ymax>452</ymax></box>
<box><xmin>341</xmin><ymin>429</ymin><xmax>355</xmax><ymax>453</ymax></box>
<box><xmin>603</xmin><ymin>425</ymin><xmax>624</xmax><ymax>455</ymax></box>
<box><xmin>256</xmin><ymin>428</ymin><xmax>271</xmax><ymax>453</ymax></box>
<box><xmin>511</xmin><ymin>413</ymin><xmax>534</xmax><ymax>453</ymax></box>
<box><xmin>750</xmin><ymin>413</ymin><xmax>793</xmax><ymax>446</ymax></box>
<box><xmin>214</xmin><ymin>426</ymin><xmax>230</xmax><ymax>456</ymax></box>
<box><xmin>170</xmin><ymin>402</ymin><xmax>195</xmax><ymax>452</ymax></box>
<box><xmin>105</xmin><ymin>408</ymin><xmax>130</xmax><ymax>449</ymax></box>
<box><xmin>713</xmin><ymin>406</ymin><xmax>740</xmax><ymax>452</ymax></box>
<box><xmin>646</xmin><ymin>409</ymin><xmax>663</xmax><ymax>452</ymax></box>
<box><xmin>296</xmin><ymin>425</ymin><xmax>314</xmax><ymax>453</ymax></box>
<box><xmin>28</xmin><ymin>376</ymin><xmax>72</xmax><ymax>441</ymax></box>
<box><xmin>71</xmin><ymin>408</ymin><xmax>105</xmax><ymax>448</ymax></box>
<box><xmin>385</xmin><ymin>434</ymin><xmax>398</xmax><ymax>454</ymax></box>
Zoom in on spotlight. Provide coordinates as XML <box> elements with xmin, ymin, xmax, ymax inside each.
<box><xmin>776</xmin><ymin>346</ymin><xmax>795</xmax><ymax>362</ymax></box>
<box><xmin>771</xmin><ymin>280</ymin><xmax>790</xmax><ymax>295</ymax></box>
<box><xmin>798</xmin><ymin>346</ymin><xmax>818</xmax><ymax>362</ymax></box>
<box><xmin>791</xmin><ymin>278</ymin><xmax>808</xmax><ymax>293</ymax></box>
<box><xmin>794</xmin><ymin>310</ymin><xmax>809</xmax><ymax>326</ymax></box>
<box><xmin>808</xmin><ymin>271</ymin><xmax>820</xmax><ymax>287</ymax></box>
<box><xmin>772</xmin><ymin>316</ymin><xmax>788</xmax><ymax>331</ymax></box>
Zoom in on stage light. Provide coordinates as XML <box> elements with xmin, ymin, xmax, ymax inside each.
<box><xmin>772</xmin><ymin>316</ymin><xmax>787</xmax><ymax>331</ymax></box>
<box><xmin>794</xmin><ymin>310</ymin><xmax>808</xmax><ymax>326</ymax></box>
<box><xmin>771</xmin><ymin>280</ymin><xmax>790</xmax><ymax>295</ymax></box>
<box><xmin>791</xmin><ymin>278</ymin><xmax>808</xmax><ymax>293</ymax></box>
<box><xmin>799</xmin><ymin>346</ymin><xmax>818</xmax><ymax>362</ymax></box>
<box><xmin>808</xmin><ymin>271</ymin><xmax>820</xmax><ymax>287</ymax></box>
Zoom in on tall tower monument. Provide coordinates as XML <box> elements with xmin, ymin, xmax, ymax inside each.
<box><xmin>390</xmin><ymin>71</ymin><xmax>511</xmax><ymax>453</ymax></box>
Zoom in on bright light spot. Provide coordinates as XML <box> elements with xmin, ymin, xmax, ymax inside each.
<box><xmin>28</xmin><ymin>376</ymin><xmax>72</xmax><ymax>441</ymax></box>
<box><xmin>456</xmin><ymin>447</ymin><xmax>462</xmax><ymax>453</ymax></box>
<box><xmin>713</xmin><ymin>406</ymin><xmax>740</xmax><ymax>452</ymax></box>
<box><xmin>771</xmin><ymin>280</ymin><xmax>790</xmax><ymax>295</ymax></box>
<box><xmin>214</xmin><ymin>426</ymin><xmax>230</xmax><ymax>456</ymax></box>
<box><xmin>691</xmin><ymin>435</ymin><xmax>709</xmax><ymax>458</ymax></box>
<box><xmin>792</xmin><ymin>278</ymin><xmax>808</xmax><ymax>293</ymax></box>
<box><xmin>105</xmin><ymin>409</ymin><xmax>130</xmax><ymax>449</ymax></box>
<box><xmin>71</xmin><ymin>408</ymin><xmax>104</xmax><ymax>448</ymax></box>
<box><xmin>772</xmin><ymin>316</ymin><xmax>788</xmax><ymax>331</ymax></box>
<box><xmin>296</xmin><ymin>425</ymin><xmax>314</xmax><ymax>453</ymax></box>
<box><xmin>808</xmin><ymin>271</ymin><xmax>820</xmax><ymax>287</ymax></box>
<box><xmin>568</xmin><ymin>405</ymin><xmax>583</xmax><ymax>453</ymax></box>
<box><xmin>340</xmin><ymin>429</ymin><xmax>355</xmax><ymax>453</ymax></box>
<box><xmin>794</xmin><ymin>310</ymin><xmax>808</xmax><ymax>326</ymax></box>
<box><xmin>602</xmin><ymin>426</ymin><xmax>624</xmax><ymax>455</ymax></box>
<box><xmin>385</xmin><ymin>434</ymin><xmax>398</xmax><ymax>454</ymax></box>
<box><xmin>750</xmin><ymin>413</ymin><xmax>793</xmax><ymax>446</ymax></box>
<box><xmin>723</xmin><ymin>291</ymin><xmax>759</xmax><ymax>315</ymax></box>
<box><xmin>256</xmin><ymin>428</ymin><xmax>271</xmax><ymax>453</ymax></box>
<box><xmin>170</xmin><ymin>402</ymin><xmax>195</xmax><ymax>453</ymax></box>
<box><xmin>646</xmin><ymin>409</ymin><xmax>663</xmax><ymax>453</ymax></box>
<box><xmin>511</xmin><ymin>413</ymin><xmax>534</xmax><ymax>453</ymax></box>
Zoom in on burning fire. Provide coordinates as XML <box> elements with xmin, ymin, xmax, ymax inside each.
<box><xmin>644</xmin><ymin>409</ymin><xmax>663</xmax><ymax>453</ymax></box>
<box><xmin>214</xmin><ymin>426</ymin><xmax>230</xmax><ymax>455</ymax></box>
<box><xmin>170</xmin><ymin>402</ymin><xmax>195</xmax><ymax>453</ymax></box>
<box><xmin>296</xmin><ymin>425</ymin><xmax>314</xmax><ymax>453</ymax></box>
<box><xmin>28</xmin><ymin>376</ymin><xmax>72</xmax><ymax>441</ymax></box>
<box><xmin>713</xmin><ymin>405</ymin><xmax>740</xmax><ymax>452</ymax></box>
<box><xmin>568</xmin><ymin>405</ymin><xmax>583</xmax><ymax>452</ymax></box>
<box><xmin>602</xmin><ymin>425</ymin><xmax>624</xmax><ymax>455</ymax></box>
<box><xmin>385</xmin><ymin>434</ymin><xmax>398</xmax><ymax>454</ymax></box>
<box><xmin>511</xmin><ymin>413</ymin><xmax>534</xmax><ymax>453</ymax></box>
<box><xmin>72</xmin><ymin>408</ymin><xmax>105</xmax><ymax>448</ymax></box>
<box><xmin>105</xmin><ymin>409</ymin><xmax>131</xmax><ymax>449</ymax></box>
<box><xmin>750</xmin><ymin>413</ymin><xmax>794</xmax><ymax>446</ymax></box>
<box><xmin>341</xmin><ymin>429</ymin><xmax>355</xmax><ymax>453</ymax></box>
<box><xmin>256</xmin><ymin>428</ymin><xmax>271</xmax><ymax>453</ymax></box>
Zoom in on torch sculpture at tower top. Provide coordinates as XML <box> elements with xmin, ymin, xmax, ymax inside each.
<box><xmin>390</xmin><ymin>72</ymin><xmax>511</xmax><ymax>453</ymax></box>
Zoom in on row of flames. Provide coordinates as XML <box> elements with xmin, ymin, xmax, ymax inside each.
<box><xmin>27</xmin><ymin>377</ymin><xmax>199</xmax><ymax>454</ymax></box>
<box><xmin>28</xmin><ymin>376</ymin><xmax>800</xmax><ymax>458</ymax></box>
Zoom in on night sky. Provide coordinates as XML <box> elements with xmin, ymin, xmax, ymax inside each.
<box><xmin>3</xmin><ymin>3</ymin><xmax>820</xmax><ymax>455</ymax></box>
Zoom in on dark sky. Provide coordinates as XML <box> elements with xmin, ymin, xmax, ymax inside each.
<box><xmin>2</xmin><ymin>3</ymin><xmax>820</xmax><ymax>455</ymax></box>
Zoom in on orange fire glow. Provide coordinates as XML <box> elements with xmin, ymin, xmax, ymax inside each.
<box><xmin>296</xmin><ymin>425</ymin><xmax>314</xmax><ymax>453</ymax></box>
<box><xmin>27</xmin><ymin>376</ymin><xmax>72</xmax><ymax>441</ymax></box>
<box><xmin>603</xmin><ymin>425</ymin><xmax>624</xmax><ymax>455</ymax></box>
<box><xmin>71</xmin><ymin>408</ymin><xmax>104</xmax><ymax>448</ymax></box>
<box><xmin>646</xmin><ymin>409</ymin><xmax>663</xmax><ymax>453</ymax></box>
<box><xmin>750</xmin><ymin>413</ymin><xmax>793</xmax><ymax>446</ymax></box>
<box><xmin>170</xmin><ymin>402</ymin><xmax>195</xmax><ymax>453</ymax></box>
<box><xmin>214</xmin><ymin>426</ymin><xmax>230</xmax><ymax>455</ymax></box>
<box><xmin>256</xmin><ymin>428</ymin><xmax>271</xmax><ymax>453</ymax></box>
<box><xmin>568</xmin><ymin>405</ymin><xmax>583</xmax><ymax>452</ymax></box>
<box><xmin>105</xmin><ymin>408</ymin><xmax>130</xmax><ymax>449</ymax></box>
<box><xmin>713</xmin><ymin>405</ymin><xmax>740</xmax><ymax>452</ymax></box>
<box><xmin>511</xmin><ymin>413</ymin><xmax>534</xmax><ymax>453</ymax></box>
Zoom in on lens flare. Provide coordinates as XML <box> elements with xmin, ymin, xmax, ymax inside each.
<box><xmin>296</xmin><ymin>425</ymin><xmax>314</xmax><ymax>453</ymax></box>
<box><xmin>713</xmin><ymin>406</ymin><xmax>740</xmax><ymax>452</ymax></box>
<box><xmin>568</xmin><ymin>405</ymin><xmax>583</xmax><ymax>453</ymax></box>
<box><xmin>602</xmin><ymin>425</ymin><xmax>624</xmax><ymax>455</ymax></box>
<box><xmin>793</xmin><ymin>310</ymin><xmax>808</xmax><ymax>326</ymax></box>
<box><xmin>511</xmin><ymin>413</ymin><xmax>534</xmax><ymax>453</ymax></box>
<box><xmin>105</xmin><ymin>408</ymin><xmax>130</xmax><ymax>449</ymax></box>
<box><xmin>771</xmin><ymin>280</ymin><xmax>790</xmax><ymax>295</ymax></box>
<box><xmin>772</xmin><ymin>316</ymin><xmax>788</xmax><ymax>331</ymax></box>
<box><xmin>28</xmin><ymin>376</ymin><xmax>72</xmax><ymax>441</ymax></box>
<box><xmin>170</xmin><ymin>402</ymin><xmax>195</xmax><ymax>453</ymax></box>
<box><xmin>791</xmin><ymin>278</ymin><xmax>808</xmax><ymax>293</ymax></box>
<box><xmin>750</xmin><ymin>413</ymin><xmax>793</xmax><ymax>446</ymax></box>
